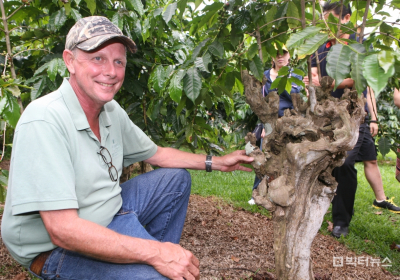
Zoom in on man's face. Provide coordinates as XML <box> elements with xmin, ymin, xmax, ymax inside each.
<box><xmin>68</xmin><ymin>40</ymin><xmax>127</xmax><ymax>108</ymax></box>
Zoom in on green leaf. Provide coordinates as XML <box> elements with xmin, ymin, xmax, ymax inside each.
<box><xmin>48</xmin><ymin>8</ymin><xmax>67</xmax><ymax>31</ymax></box>
<box><xmin>378</xmin><ymin>136</ymin><xmax>391</xmax><ymax>157</ymax></box>
<box><xmin>195</xmin><ymin>57</ymin><xmax>209</xmax><ymax>73</ymax></box>
<box><xmin>263</xmin><ymin>6</ymin><xmax>277</xmax><ymax>32</ymax></box>
<box><xmin>297</xmin><ymin>33</ymin><xmax>328</xmax><ymax>58</ymax></box>
<box><xmin>1</xmin><ymin>95</ymin><xmax>20</xmax><ymax>128</ymax></box>
<box><xmin>202</xmin><ymin>52</ymin><xmax>212</xmax><ymax>71</ymax></box>
<box><xmin>270</xmin><ymin>76</ymin><xmax>281</xmax><ymax>90</ymax></box>
<box><xmin>84</xmin><ymin>0</ymin><xmax>96</xmax><ymax>15</ymax></box>
<box><xmin>326</xmin><ymin>44</ymin><xmax>352</xmax><ymax>91</ymax></box>
<box><xmin>176</xmin><ymin>95</ymin><xmax>187</xmax><ymax>116</ymax></box>
<box><xmin>278</xmin><ymin>66</ymin><xmax>289</xmax><ymax>76</ymax></box>
<box><xmin>235</xmin><ymin>78</ymin><xmax>244</xmax><ymax>95</ymax></box>
<box><xmin>208</xmin><ymin>41</ymin><xmax>224</xmax><ymax>58</ymax></box>
<box><xmin>287</xmin><ymin>1</ymin><xmax>300</xmax><ymax>28</ymax></box>
<box><xmin>0</xmin><ymin>174</ymin><xmax>8</xmax><ymax>187</ymax></box>
<box><xmin>348</xmin><ymin>44</ymin><xmax>368</xmax><ymax>94</ymax></box>
<box><xmin>292</xmin><ymin>68</ymin><xmax>305</xmax><ymax>76</ymax></box>
<box><xmin>169</xmin><ymin>70</ymin><xmax>186</xmax><ymax>103</ymax></box>
<box><xmin>125</xmin><ymin>0</ymin><xmax>144</xmax><ymax>16</ymax></box>
<box><xmin>31</xmin><ymin>77</ymin><xmax>46</xmax><ymax>100</ymax></box>
<box><xmin>163</xmin><ymin>2</ymin><xmax>177</xmax><ymax>23</ymax></box>
<box><xmin>47</xmin><ymin>58</ymin><xmax>59</xmax><ymax>82</ymax></box>
<box><xmin>327</xmin><ymin>13</ymin><xmax>338</xmax><ymax>35</ymax></box>
<box><xmin>287</xmin><ymin>27</ymin><xmax>322</xmax><ymax>50</ymax></box>
<box><xmin>275</xmin><ymin>2</ymin><xmax>288</xmax><ymax>21</ymax></box>
<box><xmin>183</xmin><ymin>67</ymin><xmax>202</xmax><ymax>103</ymax></box>
<box><xmin>249</xmin><ymin>55</ymin><xmax>264</xmax><ymax>81</ymax></box>
<box><xmin>247</xmin><ymin>43</ymin><xmax>258</xmax><ymax>60</ymax></box>
<box><xmin>112</xmin><ymin>12</ymin><xmax>124</xmax><ymax>31</ymax></box>
<box><xmin>378</xmin><ymin>50</ymin><xmax>395</xmax><ymax>73</ymax></box>
<box><xmin>363</xmin><ymin>53</ymin><xmax>395</xmax><ymax>97</ymax></box>
<box><xmin>149</xmin><ymin>65</ymin><xmax>168</xmax><ymax>93</ymax></box>
<box><xmin>289</xmin><ymin>76</ymin><xmax>304</xmax><ymax>88</ymax></box>
<box><xmin>70</xmin><ymin>8</ymin><xmax>82</xmax><ymax>21</ymax></box>
<box><xmin>277</xmin><ymin>77</ymin><xmax>288</xmax><ymax>94</ymax></box>
<box><xmin>7</xmin><ymin>85</ymin><xmax>21</xmax><ymax>97</ymax></box>
<box><xmin>177</xmin><ymin>0</ymin><xmax>187</xmax><ymax>20</ymax></box>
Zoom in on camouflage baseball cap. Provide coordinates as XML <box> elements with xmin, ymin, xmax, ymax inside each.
<box><xmin>65</xmin><ymin>16</ymin><xmax>137</xmax><ymax>53</ymax></box>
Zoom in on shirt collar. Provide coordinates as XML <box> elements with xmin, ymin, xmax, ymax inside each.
<box><xmin>59</xmin><ymin>78</ymin><xmax>112</xmax><ymax>130</ymax></box>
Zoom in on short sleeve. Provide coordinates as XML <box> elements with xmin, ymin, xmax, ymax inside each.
<box><xmin>115</xmin><ymin>107</ymin><xmax>157</xmax><ymax>167</ymax></box>
<box><xmin>10</xmin><ymin>120</ymin><xmax>78</xmax><ymax>215</ymax></box>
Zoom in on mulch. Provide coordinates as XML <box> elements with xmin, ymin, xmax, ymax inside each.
<box><xmin>180</xmin><ymin>195</ymin><xmax>400</xmax><ymax>280</ymax></box>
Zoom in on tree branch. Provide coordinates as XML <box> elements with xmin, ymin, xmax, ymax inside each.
<box><xmin>359</xmin><ymin>0</ymin><xmax>372</xmax><ymax>43</ymax></box>
<box><xmin>13</xmin><ymin>48</ymin><xmax>51</xmax><ymax>57</ymax></box>
<box><xmin>6</xmin><ymin>3</ymin><xmax>26</xmax><ymax>20</ymax></box>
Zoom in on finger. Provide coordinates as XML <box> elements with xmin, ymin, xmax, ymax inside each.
<box><xmin>238</xmin><ymin>165</ymin><xmax>253</xmax><ymax>172</ymax></box>
<box><xmin>239</xmin><ymin>155</ymin><xmax>254</xmax><ymax>162</ymax></box>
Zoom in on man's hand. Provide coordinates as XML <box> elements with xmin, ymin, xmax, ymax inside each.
<box><xmin>261</xmin><ymin>128</ymin><xmax>266</xmax><ymax>138</ymax></box>
<box><xmin>370</xmin><ymin>122</ymin><xmax>378</xmax><ymax>137</ymax></box>
<box><xmin>214</xmin><ymin>150</ymin><xmax>254</xmax><ymax>172</ymax></box>
<box><xmin>149</xmin><ymin>242</ymin><xmax>200</xmax><ymax>280</ymax></box>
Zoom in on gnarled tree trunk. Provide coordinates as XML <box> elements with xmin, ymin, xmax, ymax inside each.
<box><xmin>242</xmin><ymin>71</ymin><xmax>366</xmax><ymax>279</ymax></box>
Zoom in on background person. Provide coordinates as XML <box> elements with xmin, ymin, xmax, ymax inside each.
<box><xmin>1</xmin><ymin>16</ymin><xmax>254</xmax><ymax>280</ymax></box>
<box><xmin>304</xmin><ymin>1</ymin><xmax>399</xmax><ymax>239</ymax></box>
<box><xmin>248</xmin><ymin>46</ymin><xmax>302</xmax><ymax>205</ymax></box>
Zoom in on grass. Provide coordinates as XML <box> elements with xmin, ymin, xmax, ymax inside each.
<box><xmin>189</xmin><ymin>151</ymin><xmax>400</xmax><ymax>276</ymax></box>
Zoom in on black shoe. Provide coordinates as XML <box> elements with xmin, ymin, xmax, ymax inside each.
<box><xmin>373</xmin><ymin>197</ymin><xmax>400</xmax><ymax>213</ymax></box>
<box><xmin>331</xmin><ymin>226</ymin><xmax>349</xmax><ymax>238</ymax></box>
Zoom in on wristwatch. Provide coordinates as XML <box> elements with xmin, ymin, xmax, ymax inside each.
<box><xmin>205</xmin><ymin>155</ymin><xmax>212</xmax><ymax>172</ymax></box>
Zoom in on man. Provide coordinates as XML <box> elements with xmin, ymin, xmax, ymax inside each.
<box><xmin>304</xmin><ymin>2</ymin><xmax>399</xmax><ymax>239</ymax></box>
<box><xmin>1</xmin><ymin>16</ymin><xmax>254</xmax><ymax>280</ymax></box>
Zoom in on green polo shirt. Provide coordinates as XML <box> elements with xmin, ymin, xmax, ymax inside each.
<box><xmin>0</xmin><ymin>78</ymin><xmax>157</xmax><ymax>268</ymax></box>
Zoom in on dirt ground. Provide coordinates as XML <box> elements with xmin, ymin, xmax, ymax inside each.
<box><xmin>1</xmin><ymin>194</ymin><xmax>399</xmax><ymax>280</ymax></box>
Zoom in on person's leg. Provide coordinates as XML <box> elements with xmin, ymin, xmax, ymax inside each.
<box><xmin>331</xmin><ymin>150</ymin><xmax>358</xmax><ymax>227</ymax></box>
<box><xmin>363</xmin><ymin>160</ymin><xmax>386</xmax><ymax>201</ymax></box>
<box><xmin>119</xmin><ymin>168</ymin><xmax>192</xmax><ymax>243</ymax></box>
<box><xmin>39</xmin><ymin>168</ymin><xmax>191</xmax><ymax>280</ymax></box>
<box><xmin>331</xmin><ymin>124</ymin><xmax>367</xmax><ymax>232</ymax></box>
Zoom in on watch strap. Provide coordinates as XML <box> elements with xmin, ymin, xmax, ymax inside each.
<box><xmin>205</xmin><ymin>155</ymin><xmax>212</xmax><ymax>172</ymax></box>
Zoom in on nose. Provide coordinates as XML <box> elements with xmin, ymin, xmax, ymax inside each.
<box><xmin>103</xmin><ymin>60</ymin><xmax>117</xmax><ymax>78</ymax></box>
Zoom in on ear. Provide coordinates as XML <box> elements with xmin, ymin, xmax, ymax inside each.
<box><xmin>342</xmin><ymin>14</ymin><xmax>351</xmax><ymax>24</ymax></box>
<box><xmin>63</xmin><ymin>50</ymin><xmax>76</xmax><ymax>75</ymax></box>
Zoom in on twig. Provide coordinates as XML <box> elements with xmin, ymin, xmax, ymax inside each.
<box><xmin>13</xmin><ymin>48</ymin><xmax>51</xmax><ymax>57</ymax></box>
<box><xmin>203</xmin><ymin>267</ymin><xmax>257</xmax><ymax>274</ymax></box>
<box><xmin>0</xmin><ymin>122</ymin><xmax>6</xmax><ymax>162</ymax></box>
<box><xmin>260</xmin><ymin>28</ymin><xmax>301</xmax><ymax>44</ymax></box>
<box><xmin>368</xmin><ymin>87</ymin><xmax>378</xmax><ymax>121</ymax></box>
<box><xmin>359</xmin><ymin>0</ymin><xmax>372</xmax><ymax>43</ymax></box>
<box><xmin>6</xmin><ymin>3</ymin><xmax>25</xmax><ymax>20</ymax></box>
<box><xmin>258</xmin><ymin>17</ymin><xmax>305</xmax><ymax>30</ymax></box>
<box><xmin>256</xmin><ymin>26</ymin><xmax>263</xmax><ymax>62</ymax></box>
<box><xmin>336</xmin><ymin>0</ymin><xmax>343</xmax><ymax>38</ymax></box>
<box><xmin>363</xmin><ymin>32</ymin><xmax>400</xmax><ymax>43</ymax></box>
<box><xmin>2</xmin><ymin>53</ymin><xmax>7</xmax><ymax>76</ymax></box>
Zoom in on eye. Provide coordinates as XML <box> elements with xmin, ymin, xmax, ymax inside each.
<box><xmin>94</xmin><ymin>57</ymin><xmax>101</xmax><ymax>61</ymax></box>
<box><xmin>115</xmin><ymin>60</ymin><xmax>126</xmax><ymax>67</ymax></box>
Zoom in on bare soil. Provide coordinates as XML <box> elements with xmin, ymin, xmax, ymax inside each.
<box><xmin>1</xmin><ymin>161</ymin><xmax>399</xmax><ymax>279</ymax></box>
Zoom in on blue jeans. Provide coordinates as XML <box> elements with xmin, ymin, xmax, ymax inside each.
<box><xmin>30</xmin><ymin>168</ymin><xmax>191</xmax><ymax>280</ymax></box>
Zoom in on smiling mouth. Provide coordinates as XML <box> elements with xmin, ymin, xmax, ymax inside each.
<box><xmin>98</xmin><ymin>82</ymin><xmax>114</xmax><ymax>87</ymax></box>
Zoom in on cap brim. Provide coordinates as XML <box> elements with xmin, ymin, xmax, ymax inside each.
<box><xmin>77</xmin><ymin>34</ymin><xmax>137</xmax><ymax>53</ymax></box>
